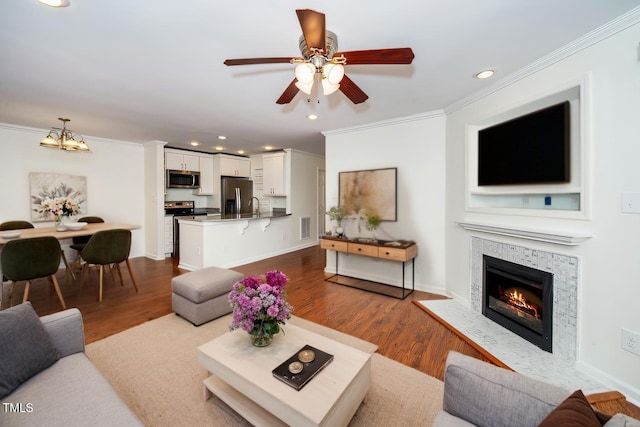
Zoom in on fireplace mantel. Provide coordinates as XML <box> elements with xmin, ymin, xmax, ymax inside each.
<box><xmin>458</xmin><ymin>221</ymin><xmax>593</xmax><ymax>245</ymax></box>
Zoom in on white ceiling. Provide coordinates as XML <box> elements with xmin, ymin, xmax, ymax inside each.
<box><xmin>1</xmin><ymin>1</ymin><xmax>639</xmax><ymax>156</ymax></box>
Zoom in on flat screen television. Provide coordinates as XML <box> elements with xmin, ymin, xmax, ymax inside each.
<box><xmin>477</xmin><ymin>101</ymin><xmax>570</xmax><ymax>186</ymax></box>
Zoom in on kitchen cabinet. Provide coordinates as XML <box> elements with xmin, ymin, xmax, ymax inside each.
<box><xmin>194</xmin><ymin>155</ymin><xmax>214</xmax><ymax>195</ymax></box>
<box><xmin>221</xmin><ymin>155</ymin><xmax>250</xmax><ymax>177</ymax></box>
<box><xmin>262</xmin><ymin>152</ymin><xmax>286</xmax><ymax>196</ymax></box>
<box><xmin>217</xmin><ymin>154</ymin><xmax>250</xmax><ymax>177</ymax></box>
<box><xmin>166</xmin><ymin>150</ymin><xmax>199</xmax><ymax>171</ymax></box>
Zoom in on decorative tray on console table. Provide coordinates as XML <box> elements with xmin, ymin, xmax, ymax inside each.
<box><xmin>272</xmin><ymin>345</ymin><xmax>334</xmax><ymax>391</ymax></box>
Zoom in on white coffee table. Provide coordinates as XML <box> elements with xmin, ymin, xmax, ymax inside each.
<box><xmin>197</xmin><ymin>323</ymin><xmax>371</xmax><ymax>427</ymax></box>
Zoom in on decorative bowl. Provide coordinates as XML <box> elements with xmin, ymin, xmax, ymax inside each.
<box><xmin>65</xmin><ymin>222</ymin><xmax>88</xmax><ymax>231</ymax></box>
<box><xmin>0</xmin><ymin>231</ymin><xmax>21</xmax><ymax>239</ymax></box>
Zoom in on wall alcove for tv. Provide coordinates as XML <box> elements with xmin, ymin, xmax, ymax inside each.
<box><xmin>466</xmin><ymin>82</ymin><xmax>590</xmax><ymax>220</ymax></box>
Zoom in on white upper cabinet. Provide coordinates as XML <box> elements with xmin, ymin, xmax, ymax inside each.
<box><xmin>262</xmin><ymin>152</ymin><xmax>286</xmax><ymax>196</ymax></box>
<box><xmin>194</xmin><ymin>155</ymin><xmax>214</xmax><ymax>195</ymax></box>
<box><xmin>165</xmin><ymin>149</ymin><xmax>200</xmax><ymax>171</ymax></box>
<box><xmin>218</xmin><ymin>154</ymin><xmax>250</xmax><ymax>177</ymax></box>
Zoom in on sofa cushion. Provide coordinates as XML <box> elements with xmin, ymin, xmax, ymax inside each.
<box><xmin>0</xmin><ymin>302</ymin><xmax>59</xmax><ymax>398</ymax></box>
<box><xmin>538</xmin><ymin>389</ymin><xmax>603</xmax><ymax>427</ymax></box>
<box><xmin>442</xmin><ymin>351</ymin><xmax>570</xmax><ymax>427</ymax></box>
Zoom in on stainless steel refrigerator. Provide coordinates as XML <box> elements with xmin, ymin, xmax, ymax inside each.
<box><xmin>221</xmin><ymin>177</ymin><xmax>254</xmax><ymax>215</ymax></box>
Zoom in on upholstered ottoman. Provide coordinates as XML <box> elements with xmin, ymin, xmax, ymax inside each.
<box><xmin>171</xmin><ymin>267</ymin><xmax>244</xmax><ymax>326</ymax></box>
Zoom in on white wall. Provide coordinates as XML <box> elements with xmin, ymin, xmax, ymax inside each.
<box><xmin>445</xmin><ymin>21</ymin><xmax>640</xmax><ymax>401</ymax></box>
<box><xmin>0</xmin><ymin>123</ymin><xmax>146</xmax><ymax>258</ymax></box>
<box><xmin>288</xmin><ymin>149</ymin><xmax>325</xmax><ymax>246</ymax></box>
<box><xmin>324</xmin><ymin>113</ymin><xmax>447</xmax><ymax>292</ymax></box>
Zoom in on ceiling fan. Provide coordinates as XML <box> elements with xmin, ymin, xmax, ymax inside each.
<box><xmin>224</xmin><ymin>9</ymin><xmax>415</xmax><ymax>105</ymax></box>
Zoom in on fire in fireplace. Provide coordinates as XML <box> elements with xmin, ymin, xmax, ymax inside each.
<box><xmin>482</xmin><ymin>255</ymin><xmax>553</xmax><ymax>352</ymax></box>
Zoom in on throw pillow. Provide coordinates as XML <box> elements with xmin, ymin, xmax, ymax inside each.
<box><xmin>538</xmin><ymin>389</ymin><xmax>604</xmax><ymax>427</ymax></box>
<box><xmin>0</xmin><ymin>302</ymin><xmax>60</xmax><ymax>398</ymax></box>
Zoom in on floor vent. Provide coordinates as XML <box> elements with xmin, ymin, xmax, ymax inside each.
<box><xmin>300</xmin><ymin>217</ymin><xmax>311</xmax><ymax>240</ymax></box>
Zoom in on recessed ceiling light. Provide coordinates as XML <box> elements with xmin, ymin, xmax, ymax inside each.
<box><xmin>306</xmin><ymin>114</ymin><xmax>318</xmax><ymax>120</ymax></box>
<box><xmin>190</xmin><ymin>141</ymin><xmax>199</xmax><ymax>146</ymax></box>
<box><xmin>264</xmin><ymin>145</ymin><xmax>273</xmax><ymax>151</ymax></box>
<box><xmin>38</xmin><ymin>0</ymin><xmax>70</xmax><ymax>7</ymax></box>
<box><xmin>214</xmin><ymin>146</ymin><xmax>224</xmax><ymax>151</ymax></box>
<box><xmin>474</xmin><ymin>69</ymin><xmax>495</xmax><ymax>79</ymax></box>
<box><xmin>218</xmin><ymin>135</ymin><xmax>227</xmax><ymax>140</ymax></box>
<box><xmin>237</xmin><ymin>150</ymin><xmax>245</xmax><ymax>155</ymax></box>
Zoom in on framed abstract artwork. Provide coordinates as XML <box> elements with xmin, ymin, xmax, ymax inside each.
<box><xmin>339</xmin><ymin>167</ymin><xmax>397</xmax><ymax>221</ymax></box>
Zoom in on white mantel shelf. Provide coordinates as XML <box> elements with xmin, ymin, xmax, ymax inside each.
<box><xmin>457</xmin><ymin>221</ymin><xmax>593</xmax><ymax>245</ymax></box>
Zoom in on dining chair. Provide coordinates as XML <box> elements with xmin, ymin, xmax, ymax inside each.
<box><xmin>1</xmin><ymin>236</ymin><xmax>66</xmax><ymax>309</ymax></box>
<box><xmin>0</xmin><ymin>220</ymin><xmax>77</xmax><ymax>281</ymax></box>
<box><xmin>80</xmin><ymin>229</ymin><xmax>138</xmax><ymax>302</ymax></box>
<box><xmin>0</xmin><ymin>220</ymin><xmax>34</xmax><ymax>231</ymax></box>
<box><xmin>70</xmin><ymin>216</ymin><xmax>104</xmax><ymax>264</ymax></box>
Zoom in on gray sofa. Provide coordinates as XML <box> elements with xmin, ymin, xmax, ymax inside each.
<box><xmin>434</xmin><ymin>351</ymin><xmax>640</xmax><ymax>427</ymax></box>
<box><xmin>0</xmin><ymin>306</ymin><xmax>142</xmax><ymax>427</ymax></box>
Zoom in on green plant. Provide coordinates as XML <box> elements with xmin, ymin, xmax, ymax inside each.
<box><xmin>365</xmin><ymin>212</ymin><xmax>381</xmax><ymax>231</ymax></box>
<box><xmin>325</xmin><ymin>206</ymin><xmax>345</xmax><ymax>223</ymax></box>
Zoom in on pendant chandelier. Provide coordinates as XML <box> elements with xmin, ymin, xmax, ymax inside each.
<box><xmin>40</xmin><ymin>118</ymin><xmax>90</xmax><ymax>151</ymax></box>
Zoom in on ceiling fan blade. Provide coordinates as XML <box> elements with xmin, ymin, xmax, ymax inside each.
<box><xmin>276</xmin><ymin>79</ymin><xmax>300</xmax><ymax>105</ymax></box>
<box><xmin>334</xmin><ymin>48</ymin><xmax>415</xmax><ymax>65</ymax></box>
<box><xmin>339</xmin><ymin>74</ymin><xmax>369</xmax><ymax>104</ymax></box>
<box><xmin>296</xmin><ymin>9</ymin><xmax>326</xmax><ymax>53</ymax></box>
<box><xmin>224</xmin><ymin>57</ymin><xmax>297</xmax><ymax>66</ymax></box>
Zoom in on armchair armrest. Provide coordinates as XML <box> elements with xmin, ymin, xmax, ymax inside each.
<box><xmin>40</xmin><ymin>308</ymin><xmax>85</xmax><ymax>357</ymax></box>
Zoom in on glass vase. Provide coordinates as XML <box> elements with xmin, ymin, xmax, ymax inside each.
<box><xmin>250</xmin><ymin>331</ymin><xmax>273</xmax><ymax>347</ymax></box>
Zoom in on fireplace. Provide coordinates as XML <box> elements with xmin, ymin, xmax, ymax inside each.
<box><xmin>482</xmin><ymin>255</ymin><xmax>553</xmax><ymax>352</ymax></box>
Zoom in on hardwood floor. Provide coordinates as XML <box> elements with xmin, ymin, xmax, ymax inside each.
<box><xmin>18</xmin><ymin>245</ymin><xmax>640</xmax><ymax>419</ymax></box>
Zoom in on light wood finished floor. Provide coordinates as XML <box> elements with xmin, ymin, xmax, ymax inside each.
<box><xmin>18</xmin><ymin>245</ymin><xmax>640</xmax><ymax>420</ymax></box>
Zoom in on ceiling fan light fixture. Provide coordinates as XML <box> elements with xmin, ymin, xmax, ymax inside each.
<box><xmin>295</xmin><ymin>80</ymin><xmax>313</xmax><ymax>95</ymax></box>
<box><xmin>323</xmin><ymin>63</ymin><xmax>344</xmax><ymax>85</ymax></box>
<box><xmin>295</xmin><ymin>63</ymin><xmax>315</xmax><ymax>84</ymax></box>
<box><xmin>321</xmin><ymin>78</ymin><xmax>340</xmax><ymax>95</ymax></box>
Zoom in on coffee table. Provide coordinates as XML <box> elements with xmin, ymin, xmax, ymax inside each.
<box><xmin>197</xmin><ymin>323</ymin><xmax>372</xmax><ymax>427</ymax></box>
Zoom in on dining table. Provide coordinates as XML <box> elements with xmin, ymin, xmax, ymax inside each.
<box><xmin>0</xmin><ymin>222</ymin><xmax>140</xmax><ymax>309</ymax></box>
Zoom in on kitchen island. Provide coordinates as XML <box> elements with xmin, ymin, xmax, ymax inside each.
<box><xmin>177</xmin><ymin>211</ymin><xmax>292</xmax><ymax>271</ymax></box>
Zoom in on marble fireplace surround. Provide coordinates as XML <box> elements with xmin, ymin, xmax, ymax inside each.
<box><xmin>420</xmin><ymin>235</ymin><xmax>608</xmax><ymax>393</ymax></box>
<box><xmin>470</xmin><ymin>236</ymin><xmax>578</xmax><ymax>361</ymax></box>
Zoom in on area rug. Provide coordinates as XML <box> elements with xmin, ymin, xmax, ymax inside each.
<box><xmin>86</xmin><ymin>313</ymin><xmax>444</xmax><ymax>426</ymax></box>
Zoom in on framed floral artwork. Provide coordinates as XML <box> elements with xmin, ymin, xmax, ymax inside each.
<box><xmin>30</xmin><ymin>173</ymin><xmax>87</xmax><ymax>222</ymax></box>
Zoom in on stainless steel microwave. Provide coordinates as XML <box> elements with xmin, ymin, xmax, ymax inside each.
<box><xmin>166</xmin><ymin>169</ymin><xmax>200</xmax><ymax>189</ymax></box>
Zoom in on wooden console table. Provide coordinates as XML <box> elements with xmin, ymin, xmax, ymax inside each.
<box><xmin>320</xmin><ymin>237</ymin><xmax>417</xmax><ymax>299</ymax></box>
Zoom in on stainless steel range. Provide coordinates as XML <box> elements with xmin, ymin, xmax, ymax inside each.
<box><xmin>165</xmin><ymin>201</ymin><xmax>200</xmax><ymax>258</ymax></box>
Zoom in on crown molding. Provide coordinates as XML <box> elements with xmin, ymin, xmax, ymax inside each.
<box><xmin>322</xmin><ymin>110</ymin><xmax>445</xmax><ymax>136</ymax></box>
<box><xmin>445</xmin><ymin>6</ymin><xmax>640</xmax><ymax>114</ymax></box>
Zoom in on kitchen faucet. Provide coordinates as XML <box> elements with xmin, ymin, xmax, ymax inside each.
<box><xmin>249</xmin><ymin>197</ymin><xmax>261</xmax><ymax>216</ymax></box>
